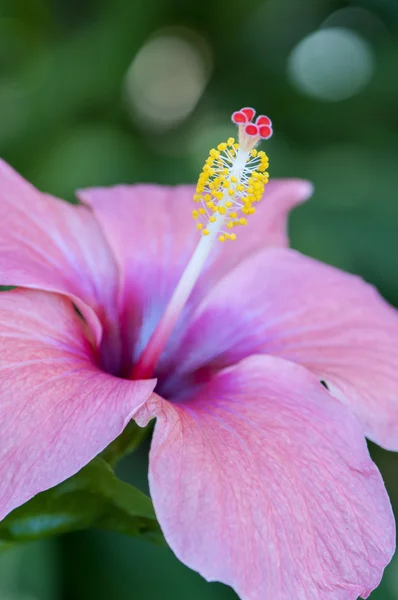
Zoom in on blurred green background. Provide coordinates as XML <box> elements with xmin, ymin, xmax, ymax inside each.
<box><xmin>1</xmin><ymin>0</ymin><xmax>398</xmax><ymax>598</ymax></box>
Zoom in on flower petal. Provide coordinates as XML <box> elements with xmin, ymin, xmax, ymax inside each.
<box><xmin>136</xmin><ymin>356</ymin><xmax>394</xmax><ymax>600</ymax></box>
<box><xmin>170</xmin><ymin>248</ymin><xmax>398</xmax><ymax>450</ymax></box>
<box><xmin>0</xmin><ymin>288</ymin><xmax>155</xmax><ymax>520</ymax></box>
<box><xmin>77</xmin><ymin>180</ymin><xmax>311</xmax><ymax>356</ymax></box>
<box><xmin>0</xmin><ymin>160</ymin><xmax>120</xmax><ymax>342</ymax></box>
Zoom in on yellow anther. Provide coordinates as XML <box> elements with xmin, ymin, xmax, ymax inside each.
<box><xmin>194</xmin><ymin>136</ymin><xmax>270</xmax><ymax>244</ymax></box>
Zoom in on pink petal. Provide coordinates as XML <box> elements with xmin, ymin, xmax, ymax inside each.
<box><xmin>136</xmin><ymin>356</ymin><xmax>394</xmax><ymax>600</ymax></box>
<box><xmin>0</xmin><ymin>289</ymin><xmax>155</xmax><ymax>520</ymax></box>
<box><xmin>77</xmin><ymin>180</ymin><xmax>312</xmax><ymax>355</ymax></box>
<box><xmin>171</xmin><ymin>248</ymin><xmax>398</xmax><ymax>450</ymax></box>
<box><xmin>0</xmin><ymin>160</ymin><xmax>120</xmax><ymax>343</ymax></box>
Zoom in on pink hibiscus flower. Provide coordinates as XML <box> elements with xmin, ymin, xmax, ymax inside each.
<box><xmin>0</xmin><ymin>108</ymin><xmax>397</xmax><ymax>599</ymax></box>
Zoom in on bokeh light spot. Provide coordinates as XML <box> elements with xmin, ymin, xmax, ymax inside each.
<box><xmin>125</xmin><ymin>30</ymin><xmax>211</xmax><ymax>131</ymax></box>
<box><xmin>288</xmin><ymin>27</ymin><xmax>376</xmax><ymax>101</ymax></box>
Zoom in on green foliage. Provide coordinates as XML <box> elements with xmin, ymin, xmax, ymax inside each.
<box><xmin>100</xmin><ymin>421</ymin><xmax>152</xmax><ymax>467</ymax></box>
<box><xmin>0</xmin><ymin>458</ymin><xmax>164</xmax><ymax>546</ymax></box>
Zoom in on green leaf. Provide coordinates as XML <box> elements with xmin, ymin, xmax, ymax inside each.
<box><xmin>101</xmin><ymin>420</ymin><xmax>152</xmax><ymax>467</ymax></box>
<box><xmin>0</xmin><ymin>458</ymin><xmax>164</xmax><ymax>546</ymax></box>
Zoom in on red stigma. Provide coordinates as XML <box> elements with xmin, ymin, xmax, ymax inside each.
<box><xmin>231</xmin><ymin>107</ymin><xmax>256</xmax><ymax>124</ymax></box>
<box><xmin>256</xmin><ymin>115</ymin><xmax>272</xmax><ymax>127</ymax></box>
<box><xmin>245</xmin><ymin>123</ymin><xmax>259</xmax><ymax>136</ymax></box>
<box><xmin>231</xmin><ymin>108</ymin><xmax>273</xmax><ymax>140</ymax></box>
